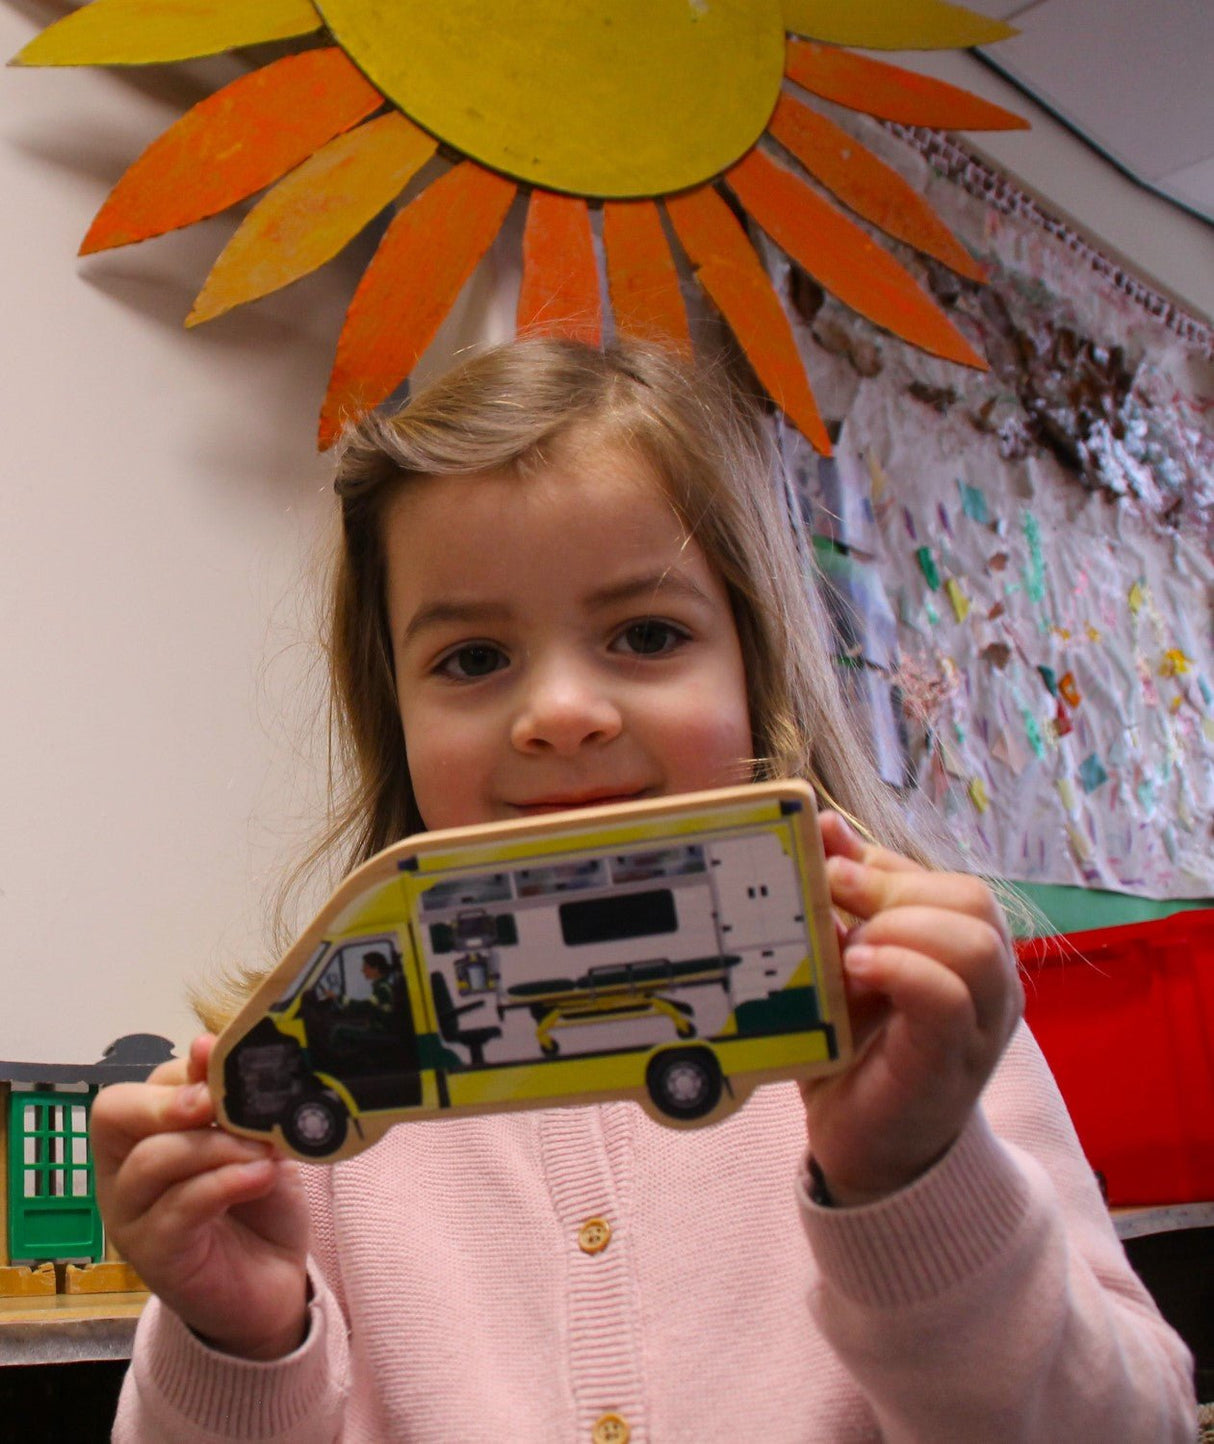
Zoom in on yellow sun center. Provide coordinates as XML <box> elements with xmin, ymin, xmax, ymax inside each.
<box><xmin>312</xmin><ymin>0</ymin><xmax>786</xmax><ymax>198</ymax></box>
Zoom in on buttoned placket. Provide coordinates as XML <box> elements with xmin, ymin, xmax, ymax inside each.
<box><xmin>540</xmin><ymin>1103</ymin><xmax>647</xmax><ymax>1443</ymax></box>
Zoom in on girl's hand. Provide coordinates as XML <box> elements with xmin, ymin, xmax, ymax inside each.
<box><xmin>800</xmin><ymin>814</ymin><xmax>1024</xmax><ymax>1206</ymax></box>
<box><xmin>91</xmin><ymin>1034</ymin><xmax>311</xmax><ymax>1360</ymax></box>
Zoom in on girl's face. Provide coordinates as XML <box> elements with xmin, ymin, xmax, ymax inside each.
<box><xmin>383</xmin><ymin>449</ymin><xmax>753</xmax><ymax>831</ymax></box>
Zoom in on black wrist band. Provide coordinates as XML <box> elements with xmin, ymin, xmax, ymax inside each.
<box><xmin>807</xmin><ymin>1156</ymin><xmax>835</xmax><ymax>1208</ymax></box>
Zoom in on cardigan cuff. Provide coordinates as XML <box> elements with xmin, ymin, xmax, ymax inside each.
<box><xmin>798</xmin><ymin>1110</ymin><xmax>1035</xmax><ymax>1310</ymax></box>
<box><xmin>130</xmin><ymin>1268</ymin><xmax>346</xmax><ymax>1441</ymax></box>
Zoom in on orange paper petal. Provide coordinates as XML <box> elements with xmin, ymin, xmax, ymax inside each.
<box><xmin>517</xmin><ymin>192</ymin><xmax>602</xmax><ymax>344</ymax></box>
<box><xmin>320</xmin><ymin>163</ymin><xmax>517</xmax><ymax>449</ymax></box>
<box><xmin>726</xmin><ymin>148</ymin><xmax>986</xmax><ymax>369</ymax></box>
<box><xmin>602</xmin><ymin>200</ymin><xmax>691</xmax><ymax>353</ymax></box>
<box><xmin>187</xmin><ymin>113</ymin><xmax>437</xmax><ymax>326</ymax></box>
<box><xmin>769</xmin><ymin>93</ymin><xmax>985</xmax><ymax>282</ymax></box>
<box><xmin>81</xmin><ymin>49</ymin><xmax>382</xmax><ymax>253</ymax></box>
<box><xmin>785</xmin><ymin>40</ymin><xmax>1029</xmax><ymax>130</ymax></box>
<box><xmin>665</xmin><ymin>185</ymin><xmax>830</xmax><ymax>455</ymax></box>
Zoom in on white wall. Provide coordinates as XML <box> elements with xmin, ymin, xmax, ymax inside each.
<box><xmin>1</xmin><ymin>13</ymin><xmax>346</xmax><ymax>1063</ymax></box>
<box><xmin>889</xmin><ymin>48</ymin><xmax>1213</xmax><ymax>324</ymax></box>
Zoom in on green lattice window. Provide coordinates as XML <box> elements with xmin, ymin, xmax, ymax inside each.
<box><xmin>7</xmin><ymin>1090</ymin><xmax>102</xmax><ymax>1262</ymax></box>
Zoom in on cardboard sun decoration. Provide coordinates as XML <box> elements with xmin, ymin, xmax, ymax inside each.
<box><xmin>14</xmin><ymin>0</ymin><xmax>1027</xmax><ymax>452</ymax></box>
<box><xmin>210</xmin><ymin>780</ymin><xmax>848</xmax><ymax>1162</ymax></box>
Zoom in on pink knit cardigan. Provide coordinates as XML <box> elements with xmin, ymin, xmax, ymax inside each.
<box><xmin>114</xmin><ymin>1026</ymin><xmax>1196</xmax><ymax>1441</ymax></box>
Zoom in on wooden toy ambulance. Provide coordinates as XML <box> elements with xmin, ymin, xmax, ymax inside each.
<box><xmin>211</xmin><ymin>780</ymin><xmax>849</xmax><ymax>1162</ymax></box>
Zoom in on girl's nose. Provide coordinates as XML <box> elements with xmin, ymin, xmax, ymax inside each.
<box><xmin>510</xmin><ymin>667</ymin><xmax>624</xmax><ymax>755</ymax></box>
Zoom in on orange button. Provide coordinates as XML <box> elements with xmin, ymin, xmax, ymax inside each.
<box><xmin>578</xmin><ymin>1217</ymin><xmax>612</xmax><ymax>1255</ymax></box>
<box><xmin>592</xmin><ymin>1413</ymin><xmax>630</xmax><ymax>1444</ymax></box>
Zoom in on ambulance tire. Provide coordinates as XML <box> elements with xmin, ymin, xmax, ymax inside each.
<box><xmin>646</xmin><ymin>1047</ymin><xmax>722</xmax><ymax>1122</ymax></box>
<box><xmin>283</xmin><ymin>1092</ymin><xmax>348</xmax><ymax>1157</ymax></box>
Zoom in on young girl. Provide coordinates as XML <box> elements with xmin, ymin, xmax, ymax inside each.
<box><xmin>95</xmin><ymin>337</ymin><xmax>1195</xmax><ymax>1442</ymax></box>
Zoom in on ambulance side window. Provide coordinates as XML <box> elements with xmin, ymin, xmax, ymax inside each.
<box><xmin>341</xmin><ymin>941</ymin><xmax>397</xmax><ymax>1004</ymax></box>
<box><xmin>559</xmin><ymin>888</ymin><xmax>677</xmax><ymax>945</ymax></box>
<box><xmin>313</xmin><ymin>955</ymin><xmax>344</xmax><ymax>1001</ymax></box>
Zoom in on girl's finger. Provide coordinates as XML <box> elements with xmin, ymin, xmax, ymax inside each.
<box><xmin>113</xmin><ymin>1129</ymin><xmax>275</xmax><ymax>1224</ymax></box>
<box><xmin>844</xmin><ymin>907</ymin><xmax>1020</xmax><ymax>1037</ymax></box>
<box><xmin>818</xmin><ymin>812</ymin><xmax>924</xmax><ymax>875</ymax></box>
<box><xmin>91</xmin><ymin>1080</ymin><xmax>216</xmax><ymax>1172</ymax></box>
<box><xmin>826</xmin><ymin>856</ymin><xmax>1011</xmax><ymax>942</ymax></box>
<box><xmin>188</xmin><ymin>1034</ymin><xmax>217</xmax><ymax>1086</ymax></box>
<box><xmin>145</xmin><ymin>1156</ymin><xmax>283</xmax><ymax>1244</ymax></box>
<box><xmin>844</xmin><ymin>943</ymin><xmax>978</xmax><ymax>1052</ymax></box>
<box><xmin>840</xmin><ymin>958</ymin><xmax>892</xmax><ymax>1052</ymax></box>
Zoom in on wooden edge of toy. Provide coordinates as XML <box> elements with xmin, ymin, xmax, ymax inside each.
<box><xmin>795</xmin><ymin>793</ymin><xmax>851</xmax><ymax>1067</ymax></box>
<box><xmin>209</xmin><ymin>779</ymin><xmax>849</xmax><ymax>1160</ymax></box>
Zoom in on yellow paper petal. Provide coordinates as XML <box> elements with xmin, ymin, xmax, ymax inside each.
<box><xmin>1128</xmin><ymin>580</ymin><xmax>1147</xmax><ymax>613</ymax></box>
<box><xmin>188</xmin><ymin>114</ymin><xmax>436</xmax><ymax>326</ymax></box>
<box><xmin>14</xmin><ymin>0</ymin><xmax>321</xmax><ymax>66</ymax></box>
<box><xmin>781</xmin><ymin>0</ymin><xmax>1016</xmax><ymax>50</ymax></box>
<box><xmin>968</xmin><ymin>776</ymin><xmax>989</xmax><ymax>813</ymax></box>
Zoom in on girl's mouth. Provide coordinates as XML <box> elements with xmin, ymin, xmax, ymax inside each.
<box><xmin>511</xmin><ymin>789</ymin><xmax>651</xmax><ymax>816</ymax></box>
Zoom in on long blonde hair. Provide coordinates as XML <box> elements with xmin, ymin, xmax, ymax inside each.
<box><xmin>198</xmin><ymin>335</ymin><xmax>934</xmax><ymax>1030</ymax></box>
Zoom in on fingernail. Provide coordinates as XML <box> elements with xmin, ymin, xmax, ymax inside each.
<box><xmin>828</xmin><ymin>856</ymin><xmax>861</xmax><ymax>885</ymax></box>
<box><xmin>844</xmin><ymin>943</ymin><xmax>876</xmax><ymax>975</ymax></box>
<box><xmin>179</xmin><ymin>1083</ymin><xmax>209</xmax><ymax>1111</ymax></box>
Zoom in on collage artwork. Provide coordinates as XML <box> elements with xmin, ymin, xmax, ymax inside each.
<box><xmin>771</xmin><ymin>116</ymin><xmax>1213</xmax><ymax>902</ymax></box>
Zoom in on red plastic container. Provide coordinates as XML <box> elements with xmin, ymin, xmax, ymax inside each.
<box><xmin>1018</xmin><ymin>910</ymin><xmax>1214</xmax><ymax>1207</ymax></box>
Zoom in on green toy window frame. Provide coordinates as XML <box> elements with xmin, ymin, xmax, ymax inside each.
<box><xmin>7</xmin><ymin>1087</ymin><xmax>103</xmax><ymax>1263</ymax></box>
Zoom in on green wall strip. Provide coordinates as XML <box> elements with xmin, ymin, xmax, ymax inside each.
<box><xmin>1007</xmin><ymin>881</ymin><xmax>1213</xmax><ymax>937</ymax></box>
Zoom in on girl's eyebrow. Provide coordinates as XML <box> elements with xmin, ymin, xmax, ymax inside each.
<box><xmin>585</xmin><ymin>570</ymin><xmax>711</xmax><ymax>610</ymax></box>
<box><xmin>400</xmin><ymin>571</ymin><xmax>711</xmax><ymax>647</ymax></box>
<box><xmin>399</xmin><ymin>600</ymin><xmax>511</xmax><ymax>647</ymax></box>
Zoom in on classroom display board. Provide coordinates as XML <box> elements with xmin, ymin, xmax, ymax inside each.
<box><xmin>766</xmin><ymin>116</ymin><xmax>1213</xmax><ymax>902</ymax></box>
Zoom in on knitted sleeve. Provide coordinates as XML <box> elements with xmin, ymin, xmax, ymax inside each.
<box><xmin>111</xmin><ymin>1168</ymin><xmax>350</xmax><ymax>1442</ymax></box>
<box><xmin>799</xmin><ymin>1023</ymin><xmax>1197</xmax><ymax>1442</ymax></box>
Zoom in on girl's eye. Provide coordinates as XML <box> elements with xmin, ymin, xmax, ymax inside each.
<box><xmin>614</xmin><ymin>620</ymin><xmax>689</xmax><ymax>657</ymax></box>
<box><xmin>436</xmin><ymin>643</ymin><xmax>508</xmax><ymax>680</ymax></box>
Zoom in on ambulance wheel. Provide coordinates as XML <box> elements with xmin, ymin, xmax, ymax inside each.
<box><xmin>646</xmin><ymin>1047</ymin><xmax>722</xmax><ymax>1122</ymax></box>
<box><xmin>283</xmin><ymin>1093</ymin><xmax>348</xmax><ymax>1157</ymax></box>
